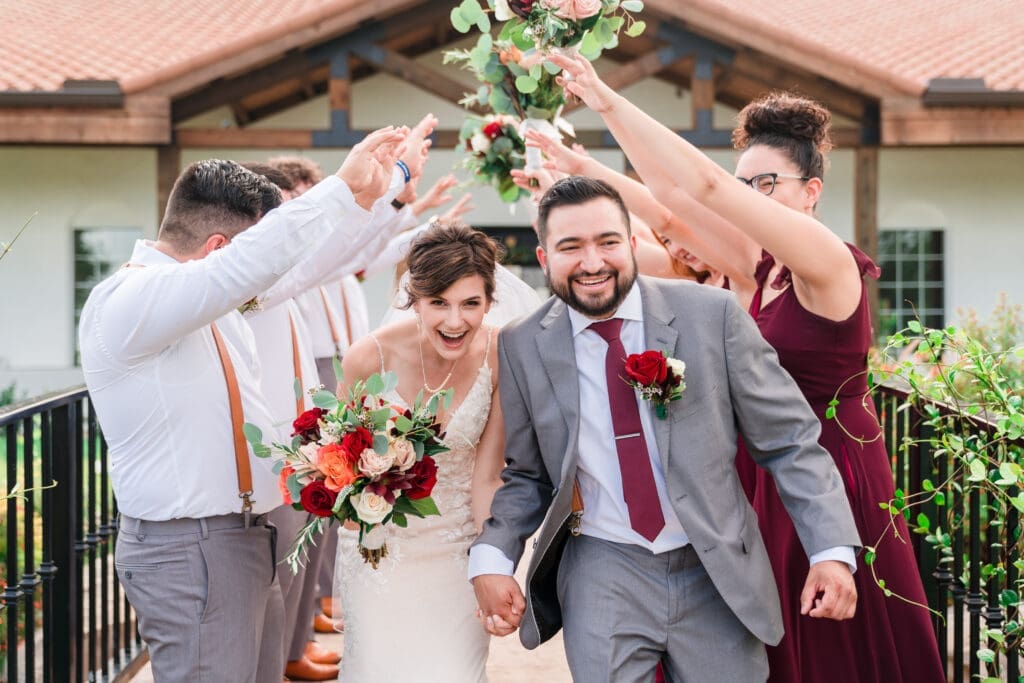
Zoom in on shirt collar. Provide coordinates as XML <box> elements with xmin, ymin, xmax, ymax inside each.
<box><xmin>568</xmin><ymin>281</ymin><xmax>643</xmax><ymax>337</ymax></box>
<box><xmin>128</xmin><ymin>239</ymin><xmax>181</xmax><ymax>267</ymax></box>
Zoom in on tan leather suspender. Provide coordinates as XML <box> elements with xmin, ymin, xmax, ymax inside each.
<box><xmin>210</xmin><ymin>322</ymin><xmax>255</xmax><ymax>523</ymax></box>
<box><xmin>288</xmin><ymin>312</ymin><xmax>305</xmax><ymax>418</ymax></box>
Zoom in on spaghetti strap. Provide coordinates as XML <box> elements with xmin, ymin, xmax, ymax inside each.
<box><xmin>483</xmin><ymin>326</ymin><xmax>494</xmax><ymax>371</ymax></box>
<box><xmin>369</xmin><ymin>333</ymin><xmax>385</xmax><ymax>375</ymax></box>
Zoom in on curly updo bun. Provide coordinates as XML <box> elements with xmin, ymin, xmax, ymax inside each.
<box><xmin>732</xmin><ymin>92</ymin><xmax>833</xmax><ymax>179</ymax></box>
<box><xmin>402</xmin><ymin>221</ymin><xmax>503</xmax><ymax>307</ymax></box>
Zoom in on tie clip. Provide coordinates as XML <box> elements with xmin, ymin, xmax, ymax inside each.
<box><xmin>614</xmin><ymin>432</ymin><xmax>642</xmax><ymax>440</ymax></box>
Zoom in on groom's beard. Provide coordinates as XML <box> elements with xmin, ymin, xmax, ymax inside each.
<box><xmin>545</xmin><ymin>259</ymin><xmax>638</xmax><ymax>318</ymax></box>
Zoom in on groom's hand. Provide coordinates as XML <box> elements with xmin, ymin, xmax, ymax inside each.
<box><xmin>472</xmin><ymin>574</ymin><xmax>525</xmax><ymax>636</ymax></box>
<box><xmin>800</xmin><ymin>560</ymin><xmax>857</xmax><ymax>620</ymax></box>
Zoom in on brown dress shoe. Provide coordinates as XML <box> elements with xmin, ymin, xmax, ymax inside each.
<box><xmin>284</xmin><ymin>656</ymin><xmax>339</xmax><ymax>682</ymax></box>
<box><xmin>305</xmin><ymin>640</ymin><xmax>342</xmax><ymax>665</ymax></box>
<box><xmin>313</xmin><ymin>612</ymin><xmax>337</xmax><ymax>634</ymax></box>
<box><xmin>319</xmin><ymin>596</ymin><xmax>334</xmax><ymax>619</ymax></box>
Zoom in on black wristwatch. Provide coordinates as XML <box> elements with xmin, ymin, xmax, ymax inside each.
<box><xmin>391</xmin><ymin>198</ymin><xmax>406</xmax><ymax>210</ymax></box>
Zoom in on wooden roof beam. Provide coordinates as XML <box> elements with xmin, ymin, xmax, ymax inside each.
<box><xmin>0</xmin><ymin>95</ymin><xmax>170</xmax><ymax>145</ymax></box>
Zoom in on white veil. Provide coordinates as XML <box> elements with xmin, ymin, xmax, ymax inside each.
<box><xmin>379</xmin><ymin>263</ymin><xmax>544</xmax><ymax>329</ymax></box>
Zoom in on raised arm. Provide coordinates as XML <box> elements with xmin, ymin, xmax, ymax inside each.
<box><xmin>549</xmin><ymin>53</ymin><xmax>860</xmax><ymax>317</ymax></box>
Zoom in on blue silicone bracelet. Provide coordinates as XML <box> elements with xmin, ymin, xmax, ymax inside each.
<box><xmin>395</xmin><ymin>159</ymin><xmax>411</xmax><ymax>184</ymax></box>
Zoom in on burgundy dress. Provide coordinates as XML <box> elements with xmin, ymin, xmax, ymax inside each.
<box><xmin>735</xmin><ymin>245</ymin><xmax>944</xmax><ymax>682</ymax></box>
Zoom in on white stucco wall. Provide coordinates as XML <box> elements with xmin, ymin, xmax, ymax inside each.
<box><xmin>0</xmin><ymin>147</ymin><xmax>157</xmax><ymax>395</ymax></box>
<box><xmin>2</xmin><ymin>48</ymin><xmax>1022</xmax><ymax>397</ymax></box>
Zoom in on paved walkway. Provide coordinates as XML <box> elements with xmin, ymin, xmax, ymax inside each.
<box><xmin>130</xmin><ymin>544</ymin><xmax>572</xmax><ymax>682</ymax></box>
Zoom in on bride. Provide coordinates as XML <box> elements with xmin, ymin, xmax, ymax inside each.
<box><xmin>335</xmin><ymin>221</ymin><xmax>532</xmax><ymax>681</ymax></box>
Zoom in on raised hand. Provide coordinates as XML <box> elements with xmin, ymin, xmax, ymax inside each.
<box><xmin>411</xmin><ymin>173</ymin><xmax>459</xmax><ymax>217</ymax></box>
<box><xmin>547</xmin><ymin>52</ymin><xmax>616</xmax><ymax>114</ymax></box>
<box><xmin>399</xmin><ymin>113</ymin><xmax>440</xmax><ymax>181</ymax></box>
<box><xmin>336</xmin><ymin>126</ymin><xmax>407</xmax><ymax>210</ymax></box>
<box><xmin>523</xmin><ymin>129</ymin><xmax>587</xmax><ymax>177</ymax></box>
<box><xmin>472</xmin><ymin>574</ymin><xmax>525</xmax><ymax>637</ymax></box>
<box><xmin>438</xmin><ymin>193</ymin><xmax>475</xmax><ymax>223</ymax></box>
<box><xmin>800</xmin><ymin>560</ymin><xmax>857</xmax><ymax>620</ymax></box>
<box><xmin>510</xmin><ymin>167</ymin><xmax>558</xmax><ymax>197</ymax></box>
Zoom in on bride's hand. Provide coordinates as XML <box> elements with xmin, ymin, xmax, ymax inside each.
<box><xmin>547</xmin><ymin>52</ymin><xmax>615</xmax><ymax>114</ymax></box>
<box><xmin>523</xmin><ymin>129</ymin><xmax>587</xmax><ymax>177</ymax></box>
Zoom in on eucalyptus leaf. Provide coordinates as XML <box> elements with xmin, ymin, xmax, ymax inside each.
<box><xmin>409</xmin><ymin>496</ymin><xmax>441</xmax><ymax>517</ymax></box>
<box><xmin>451</xmin><ymin>7</ymin><xmax>471</xmax><ymax>33</ymax></box>
<box><xmin>365</xmin><ymin>373</ymin><xmax>385</xmax><ymax>396</ymax></box>
<box><xmin>515</xmin><ymin>75</ymin><xmax>539</xmax><ymax>94</ymax></box>
<box><xmin>488</xmin><ymin>85</ymin><xmax>514</xmax><ymax>112</ymax></box>
<box><xmin>621</xmin><ymin>0</ymin><xmax>643</xmax><ymax>11</ymax></box>
<box><xmin>312</xmin><ymin>390</ymin><xmax>339</xmax><ymax>411</ymax></box>
<box><xmin>395</xmin><ymin>415</ymin><xmax>415</xmax><ymax>432</ymax></box>
<box><xmin>382</xmin><ymin>371</ymin><xmax>399</xmax><ymax>395</ymax></box>
<box><xmin>242</xmin><ymin>422</ymin><xmax>263</xmax><ymax>446</ymax></box>
<box><xmin>624</xmin><ymin>20</ymin><xmax>646</xmax><ymax>38</ymax></box>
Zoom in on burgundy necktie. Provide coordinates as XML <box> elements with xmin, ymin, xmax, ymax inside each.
<box><xmin>589</xmin><ymin>318</ymin><xmax>665</xmax><ymax>542</ymax></box>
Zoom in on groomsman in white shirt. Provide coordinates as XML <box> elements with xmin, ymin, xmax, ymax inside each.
<box><xmin>79</xmin><ymin>127</ymin><xmax>404</xmax><ymax>682</ymax></box>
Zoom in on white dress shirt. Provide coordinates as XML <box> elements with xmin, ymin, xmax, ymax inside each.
<box><xmin>79</xmin><ymin>176</ymin><xmax>365</xmax><ymax>520</ymax></box>
<box><xmin>469</xmin><ymin>283</ymin><xmax>855</xmax><ymax>577</ymax></box>
<box><xmin>244</xmin><ymin>299</ymin><xmax>320</xmax><ymax>441</ymax></box>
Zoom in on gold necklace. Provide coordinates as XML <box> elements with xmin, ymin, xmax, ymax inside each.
<box><xmin>419</xmin><ymin>334</ymin><xmax>458</xmax><ymax>394</ymax></box>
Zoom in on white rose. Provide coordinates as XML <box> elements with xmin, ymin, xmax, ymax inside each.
<box><xmin>351</xmin><ymin>491</ymin><xmax>393</xmax><ymax>525</ymax></box>
<box><xmin>494</xmin><ymin>0</ymin><xmax>514</xmax><ymax>21</ymax></box>
<box><xmin>388</xmin><ymin>438</ymin><xmax>417</xmax><ymax>472</ymax></box>
<box><xmin>298</xmin><ymin>443</ymin><xmax>320</xmax><ymax>464</ymax></box>
<box><xmin>666</xmin><ymin>357</ymin><xmax>686</xmax><ymax>380</ymax></box>
<box><xmin>470</xmin><ymin>132</ymin><xmax>491</xmax><ymax>154</ymax></box>
<box><xmin>358</xmin><ymin>447</ymin><xmax>395</xmax><ymax>478</ymax></box>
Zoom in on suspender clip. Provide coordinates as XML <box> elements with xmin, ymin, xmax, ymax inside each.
<box><xmin>240</xmin><ymin>490</ymin><xmax>254</xmax><ymax>528</ymax></box>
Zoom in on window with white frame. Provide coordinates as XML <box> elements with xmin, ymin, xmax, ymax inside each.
<box><xmin>876</xmin><ymin>229</ymin><xmax>945</xmax><ymax>341</ymax></box>
<box><xmin>74</xmin><ymin>227</ymin><xmax>142</xmax><ymax>363</ymax></box>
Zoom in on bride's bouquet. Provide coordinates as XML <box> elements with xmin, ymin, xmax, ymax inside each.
<box><xmin>245</xmin><ymin>371</ymin><xmax>450</xmax><ymax>571</ymax></box>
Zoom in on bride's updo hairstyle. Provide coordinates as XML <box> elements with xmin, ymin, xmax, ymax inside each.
<box><xmin>732</xmin><ymin>92</ymin><xmax>833</xmax><ymax>180</ymax></box>
<box><xmin>402</xmin><ymin>221</ymin><xmax>503</xmax><ymax>308</ymax></box>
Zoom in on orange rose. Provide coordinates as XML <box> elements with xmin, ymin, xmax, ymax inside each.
<box><xmin>279</xmin><ymin>465</ymin><xmax>296</xmax><ymax>504</ymax></box>
<box><xmin>317</xmin><ymin>443</ymin><xmax>358</xmax><ymax>491</ymax></box>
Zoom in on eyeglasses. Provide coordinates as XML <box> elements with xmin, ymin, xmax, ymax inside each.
<box><xmin>736</xmin><ymin>173</ymin><xmax>810</xmax><ymax>196</ymax></box>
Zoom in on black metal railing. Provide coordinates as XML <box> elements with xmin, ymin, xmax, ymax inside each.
<box><xmin>875</xmin><ymin>380</ymin><xmax>1022</xmax><ymax>682</ymax></box>
<box><xmin>1</xmin><ymin>387</ymin><xmax>144</xmax><ymax>682</ymax></box>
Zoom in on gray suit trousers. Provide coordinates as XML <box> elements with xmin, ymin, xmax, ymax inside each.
<box><xmin>116</xmin><ymin>513</ymin><xmax>284</xmax><ymax>682</ymax></box>
<box><xmin>557</xmin><ymin>535</ymin><xmax>767</xmax><ymax>683</ymax></box>
<box><xmin>268</xmin><ymin>505</ymin><xmax>325</xmax><ymax>661</ymax></box>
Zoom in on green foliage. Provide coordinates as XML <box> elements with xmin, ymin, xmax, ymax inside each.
<box><xmin>867</xmin><ymin>316</ymin><xmax>1024</xmax><ymax>678</ymax></box>
<box><xmin>0</xmin><ymin>382</ymin><xmax>22</xmax><ymax>409</ymax></box>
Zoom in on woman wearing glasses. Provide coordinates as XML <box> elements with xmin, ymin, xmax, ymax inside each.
<box><xmin>547</xmin><ymin>52</ymin><xmax>943</xmax><ymax>683</ymax></box>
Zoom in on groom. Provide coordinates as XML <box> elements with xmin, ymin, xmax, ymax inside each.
<box><xmin>470</xmin><ymin>177</ymin><xmax>860</xmax><ymax>681</ymax></box>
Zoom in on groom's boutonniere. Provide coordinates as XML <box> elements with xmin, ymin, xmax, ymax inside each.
<box><xmin>238</xmin><ymin>296</ymin><xmax>262</xmax><ymax>315</ymax></box>
<box><xmin>624</xmin><ymin>350</ymin><xmax>686</xmax><ymax>419</ymax></box>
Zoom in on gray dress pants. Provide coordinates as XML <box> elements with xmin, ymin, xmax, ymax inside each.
<box><xmin>557</xmin><ymin>534</ymin><xmax>768</xmax><ymax>682</ymax></box>
<box><xmin>116</xmin><ymin>513</ymin><xmax>284</xmax><ymax>682</ymax></box>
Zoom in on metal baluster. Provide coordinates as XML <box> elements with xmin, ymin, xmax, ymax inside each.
<box><xmin>39</xmin><ymin>410</ymin><xmax>55</xmax><ymax>683</ymax></box>
<box><xmin>966</xmin><ymin>481</ymin><xmax>984</xmax><ymax>681</ymax></box>
<box><xmin>86</xmin><ymin>403</ymin><xmax>99</xmax><ymax>678</ymax></box>
<box><xmin>49</xmin><ymin>402</ymin><xmax>77</xmax><ymax>683</ymax></box>
<box><xmin>111</xmin><ymin>494</ymin><xmax>121</xmax><ymax>670</ymax></box>
<box><xmin>951</xmin><ymin>450</ymin><xmax>966</xmax><ymax>683</ymax></box>
<box><xmin>20</xmin><ymin>415</ymin><xmax>40</xmax><ymax>680</ymax></box>
<box><xmin>1006</xmin><ymin>489</ymin><xmax>1020</xmax><ymax>681</ymax></box>
<box><xmin>73</xmin><ymin>399</ymin><xmax>86</xmax><ymax>683</ymax></box>
<box><xmin>4</xmin><ymin>423</ymin><xmax>22</xmax><ymax>683</ymax></box>
<box><xmin>931</xmin><ymin>419</ymin><xmax>952</xmax><ymax>680</ymax></box>
<box><xmin>98</xmin><ymin>417</ymin><xmax>112</xmax><ymax>679</ymax></box>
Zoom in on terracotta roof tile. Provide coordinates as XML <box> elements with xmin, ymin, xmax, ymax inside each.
<box><xmin>2</xmin><ymin>0</ymin><xmax>1022</xmax><ymax>97</ymax></box>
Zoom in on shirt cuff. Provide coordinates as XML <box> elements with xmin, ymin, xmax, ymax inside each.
<box><xmin>809</xmin><ymin>546</ymin><xmax>857</xmax><ymax>574</ymax></box>
<box><xmin>468</xmin><ymin>543</ymin><xmax>515</xmax><ymax>580</ymax></box>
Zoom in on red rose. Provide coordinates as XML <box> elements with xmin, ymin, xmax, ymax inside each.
<box><xmin>404</xmin><ymin>456</ymin><xmax>438</xmax><ymax>500</ymax></box>
<box><xmin>509</xmin><ymin>0</ymin><xmax>534</xmax><ymax>18</ymax></box>
<box><xmin>291</xmin><ymin>408</ymin><xmax>326</xmax><ymax>443</ymax></box>
<box><xmin>340</xmin><ymin>427</ymin><xmax>374</xmax><ymax>463</ymax></box>
<box><xmin>624</xmin><ymin>350</ymin><xmax>668</xmax><ymax>386</ymax></box>
<box><xmin>299</xmin><ymin>480</ymin><xmax>338</xmax><ymax>517</ymax></box>
<box><xmin>482</xmin><ymin>121</ymin><xmax>503</xmax><ymax>140</ymax></box>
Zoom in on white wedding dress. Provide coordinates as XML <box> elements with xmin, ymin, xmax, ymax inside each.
<box><xmin>334</xmin><ymin>330</ymin><xmax>495</xmax><ymax>682</ymax></box>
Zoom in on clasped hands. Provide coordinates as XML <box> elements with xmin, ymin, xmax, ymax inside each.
<box><xmin>472</xmin><ymin>574</ymin><xmax>526</xmax><ymax>637</ymax></box>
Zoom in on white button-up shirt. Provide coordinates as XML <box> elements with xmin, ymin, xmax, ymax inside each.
<box><xmin>468</xmin><ymin>283</ymin><xmax>854</xmax><ymax>577</ymax></box>
<box><xmin>79</xmin><ymin>176</ymin><xmax>366</xmax><ymax>520</ymax></box>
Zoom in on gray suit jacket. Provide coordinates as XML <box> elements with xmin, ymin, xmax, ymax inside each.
<box><xmin>475</xmin><ymin>276</ymin><xmax>860</xmax><ymax>649</ymax></box>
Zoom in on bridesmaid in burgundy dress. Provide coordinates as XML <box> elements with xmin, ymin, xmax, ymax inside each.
<box><xmin>548</xmin><ymin>51</ymin><xmax>944</xmax><ymax>682</ymax></box>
